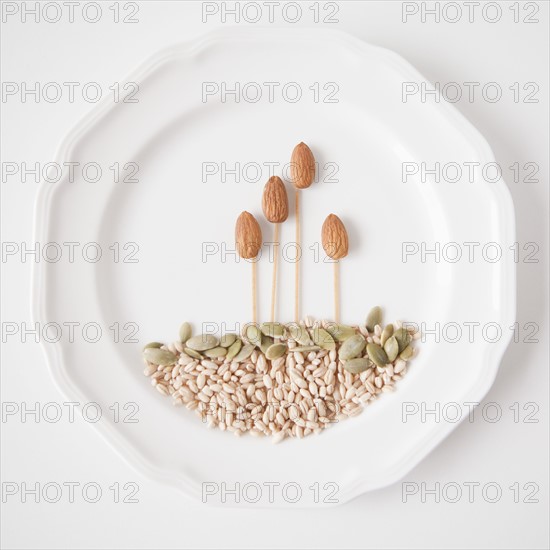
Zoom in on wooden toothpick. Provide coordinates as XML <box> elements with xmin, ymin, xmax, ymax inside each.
<box><xmin>262</xmin><ymin>176</ymin><xmax>289</xmax><ymax>323</ymax></box>
<box><xmin>235</xmin><ymin>211</ymin><xmax>262</xmax><ymax>323</ymax></box>
<box><xmin>322</xmin><ymin>214</ymin><xmax>349</xmax><ymax>323</ymax></box>
<box><xmin>290</xmin><ymin>142</ymin><xmax>315</xmax><ymax>322</ymax></box>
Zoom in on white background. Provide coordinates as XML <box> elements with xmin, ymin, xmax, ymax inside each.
<box><xmin>1</xmin><ymin>1</ymin><xmax>548</xmax><ymax>549</ymax></box>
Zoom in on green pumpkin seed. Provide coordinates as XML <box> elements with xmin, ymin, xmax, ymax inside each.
<box><xmin>312</xmin><ymin>328</ymin><xmax>336</xmax><ymax>350</ymax></box>
<box><xmin>367</xmin><ymin>342</ymin><xmax>389</xmax><ymax>367</ymax></box>
<box><xmin>366</xmin><ymin>306</ymin><xmax>382</xmax><ymax>332</ymax></box>
<box><xmin>232</xmin><ymin>344</ymin><xmax>254</xmax><ymax>363</ymax></box>
<box><xmin>260</xmin><ymin>322</ymin><xmax>285</xmax><ymax>338</ymax></box>
<box><xmin>383</xmin><ymin>335</ymin><xmax>399</xmax><ymax>362</ymax></box>
<box><xmin>265</xmin><ymin>343</ymin><xmax>287</xmax><ymax>360</ymax></box>
<box><xmin>325</xmin><ymin>323</ymin><xmax>356</xmax><ymax>342</ymax></box>
<box><xmin>184</xmin><ymin>347</ymin><xmax>203</xmax><ymax>360</ymax></box>
<box><xmin>219</xmin><ymin>333</ymin><xmax>237</xmax><ymax>348</ymax></box>
<box><xmin>380</xmin><ymin>324</ymin><xmax>394</xmax><ymax>347</ymax></box>
<box><xmin>393</xmin><ymin>328</ymin><xmax>412</xmax><ymax>353</ymax></box>
<box><xmin>179</xmin><ymin>322</ymin><xmax>192</xmax><ymax>344</ymax></box>
<box><xmin>292</xmin><ymin>345</ymin><xmax>321</xmax><ymax>353</ymax></box>
<box><xmin>204</xmin><ymin>346</ymin><xmax>227</xmax><ymax>358</ymax></box>
<box><xmin>143</xmin><ymin>348</ymin><xmax>176</xmax><ymax>366</ymax></box>
<box><xmin>286</xmin><ymin>324</ymin><xmax>311</xmax><ymax>345</ymax></box>
<box><xmin>260</xmin><ymin>335</ymin><xmax>274</xmax><ymax>354</ymax></box>
<box><xmin>245</xmin><ymin>324</ymin><xmax>262</xmax><ymax>345</ymax></box>
<box><xmin>399</xmin><ymin>345</ymin><xmax>414</xmax><ymax>361</ymax></box>
<box><xmin>225</xmin><ymin>339</ymin><xmax>242</xmax><ymax>361</ymax></box>
<box><xmin>339</xmin><ymin>334</ymin><xmax>366</xmax><ymax>361</ymax></box>
<box><xmin>186</xmin><ymin>334</ymin><xmax>219</xmax><ymax>351</ymax></box>
<box><xmin>343</xmin><ymin>357</ymin><xmax>370</xmax><ymax>374</ymax></box>
<box><xmin>142</xmin><ymin>342</ymin><xmax>163</xmax><ymax>351</ymax></box>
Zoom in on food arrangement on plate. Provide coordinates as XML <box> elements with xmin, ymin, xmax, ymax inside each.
<box><xmin>141</xmin><ymin>142</ymin><xmax>420</xmax><ymax>442</ymax></box>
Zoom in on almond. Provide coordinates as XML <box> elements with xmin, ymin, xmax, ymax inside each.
<box><xmin>321</xmin><ymin>214</ymin><xmax>349</xmax><ymax>260</ymax></box>
<box><xmin>262</xmin><ymin>176</ymin><xmax>289</xmax><ymax>223</ymax></box>
<box><xmin>235</xmin><ymin>211</ymin><xmax>262</xmax><ymax>259</ymax></box>
<box><xmin>290</xmin><ymin>142</ymin><xmax>315</xmax><ymax>189</ymax></box>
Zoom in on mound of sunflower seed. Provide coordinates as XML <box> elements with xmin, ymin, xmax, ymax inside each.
<box><xmin>142</xmin><ymin>308</ymin><xmax>420</xmax><ymax>444</ymax></box>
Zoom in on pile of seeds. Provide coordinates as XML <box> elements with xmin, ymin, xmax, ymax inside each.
<box><xmin>142</xmin><ymin>307</ymin><xmax>419</xmax><ymax>443</ymax></box>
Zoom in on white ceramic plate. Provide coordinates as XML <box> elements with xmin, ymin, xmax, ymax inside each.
<box><xmin>33</xmin><ymin>28</ymin><xmax>515</xmax><ymax>506</ymax></box>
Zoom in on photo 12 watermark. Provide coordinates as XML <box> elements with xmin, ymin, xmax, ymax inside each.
<box><xmin>2</xmin><ymin>482</ymin><xmax>140</xmax><ymax>503</ymax></box>
<box><xmin>201</xmin><ymin>81</ymin><xmax>339</xmax><ymax>103</ymax></box>
<box><xmin>1</xmin><ymin>1</ymin><xmax>140</xmax><ymax>24</ymax></box>
<box><xmin>201</xmin><ymin>1</ymin><xmax>340</xmax><ymax>24</ymax></box>
<box><xmin>201</xmin><ymin>480</ymin><xmax>339</xmax><ymax>504</ymax></box>
<box><xmin>2</xmin><ymin>161</ymin><xmax>140</xmax><ymax>184</ymax></box>
<box><xmin>402</xmin><ymin>481</ymin><xmax>540</xmax><ymax>503</ymax></box>
<box><xmin>2</xmin><ymin>81</ymin><xmax>139</xmax><ymax>103</ymax></box>
<box><xmin>201</xmin><ymin>160</ymin><xmax>339</xmax><ymax>184</ymax></box>
<box><xmin>2</xmin><ymin>401</ymin><xmax>140</xmax><ymax>424</ymax></box>
<box><xmin>401</xmin><ymin>2</ymin><xmax>540</xmax><ymax>24</ymax></box>
<box><xmin>402</xmin><ymin>401</ymin><xmax>540</xmax><ymax>424</ymax></box>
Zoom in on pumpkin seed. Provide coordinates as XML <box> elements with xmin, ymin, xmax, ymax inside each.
<box><xmin>225</xmin><ymin>339</ymin><xmax>242</xmax><ymax>361</ymax></box>
<box><xmin>186</xmin><ymin>334</ymin><xmax>219</xmax><ymax>351</ymax></box>
<box><xmin>204</xmin><ymin>346</ymin><xmax>227</xmax><ymax>358</ymax></box>
<box><xmin>292</xmin><ymin>345</ymin><xmax>321</xmax><ymax>353</ymax></box>
<box><xmin>393</xmin><ymin>328</ymin><xmax>411</xmax><ymax>353</ymax></box>
<box><xmin>265</xmin><ymin>343</ymin><xmax>287</xmax><ymax>360</ymax></box>
<box><xmin>366</xmin><ymin>342</ymin><xmax>389</xmax><ymax>367</ymax></box>
<box><xmin>399</xmin><ymin>345</ymin><xmax>414</xmax><ymax>361</ymax></box>
<box><xmin>260</xmin><ymin>335</ymin><xmax>274</xmax><ymax>354</ymax></box>
<box><xmin>142</xmin><ymin>342</ymin><xmax>163</xmax><ymax>351</ymax></box>
<box><xmin>380</xmin><ymin>324</ymin><xmax>394</xmax><ymax>347</ymax></box>
<box><xmin>143</xmin><ymin>348</ymin><xmax>176</xmax><ymax>366</ymax></box>
<box><xmin>312</xmin><ymin>328</ymin><xmax>335</xmax><ymax>350</ymax></box>
<box><xmin>260</xmin><ymin>322</ymin><xmax>285</xmax><ymax>338</ymax></box>
<box><xmin>233</xmin><ymin>344</ymin><xmax>254</xmax><ymax>363</ymax></box>
<box><xmin>325</xmin><ymin>323</ymin><xmax>356</xmax><ymax>342</ymax></box>
<box><xmin>179</xmin><ymin>322</ymin><xmax>192</xmax><ymax>344</ymax></box>
<box><xmin>343</xmin><ymin>357</ymin><xmax>370</xmax><ymax>374</ymax></box>
<box><xmin>366</xmin><ymin>306</ymin><xmax>382</xmax><ymax>332</ymax></box>
<box><xmin>220</xmin><ymin>333</ymin><xmax>237</xmax><ymax>348</ymax></box>
<box><xmin>383</xmin><ymin>335</ymin><xmax>399</xmax><ymax>362</ymax></box>
<box><xmin>286</xmin><ymin>324</ymin><xmax>311</xmax><ymax>345</ymax></box>
<box><xmin>184</xmin><ymin>347</ymin><xmax>203</xmax><ymax>360</ymax></box>
<box><xmin>245</xmin><ymin>324</ymin><xmax>262</xmax><ymax>345</ymax></box>
<box><xmin>339</xmin><ymin>334</ymin><xmax>366</xmax><ymax>361</ymax></box>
